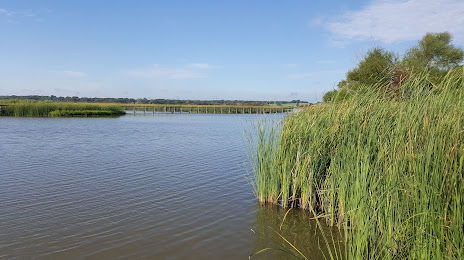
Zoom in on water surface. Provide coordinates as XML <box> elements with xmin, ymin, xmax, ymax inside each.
<box><xmin>0</xmin><ymin>113</ymin><xmax>338</xmax><ymax>259</ymax></box>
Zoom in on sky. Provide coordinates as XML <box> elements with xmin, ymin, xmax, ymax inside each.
<box><xmin>1</xmin><ymin>0</ymin><xmax>463</xmax><ymax>102</ymax></box>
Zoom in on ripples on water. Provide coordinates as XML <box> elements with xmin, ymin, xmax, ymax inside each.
<box><xmin>0</xmin><ymin>113</ymin><xmax>339</xmax><ymax>259</ymax></box>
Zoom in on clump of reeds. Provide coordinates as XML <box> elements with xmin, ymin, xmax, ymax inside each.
<box><xmin>0</xmin><ymin>100</ymin><xmax>125</xmax><ymax>117</ymax></box>
<box><xmin>250</xmin><ymin>69</ymin><xmax>464</xmax><ymax>259</ymax></box>
<box><xmin>248</xmin><ymin>117</ymin><xmax>283</xmax><ymax>204</ymax></box>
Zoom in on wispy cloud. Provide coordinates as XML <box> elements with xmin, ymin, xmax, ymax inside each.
<box><xmin>0</xmin><ymin>8</ymin><xmax>14</xmax><ymax>16</ymax></box>
<box><xmin>0</xmin><ymin>8</ymin><xmax>15</xmax><ymax>22</ymax></box>
<box><xmin>0</xmin><ymin>7</ymin><xmax>50</xmax><ymax>23</ymax></box>
<box><xmin>325</xmin><ymin>0</ymin><xmax>464</xmax><ymax>44</ymax></box>
<box><xmin>48</xmin><ymin>70</ymin><xmax>87</xmax><ymax>78</ymax></box>
<box><xmin>283</xmin><ymin>64</ymin><xmax>298</xmax><ymax>68</ymax></box>
<box><xmin>186</xmin><ymin>63</ymin><xmax>212</xmax><ymax>69</ymax></box>
<box><xmin>124</xmin><ymin>65</ymin><xmax>206</xmax><ymax>79</ymax></box>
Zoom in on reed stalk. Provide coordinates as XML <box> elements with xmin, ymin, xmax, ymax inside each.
<box><xmin>250</xmin><ymin>69</ymin><xmax>464</xmax><ymax>259</ymax></box>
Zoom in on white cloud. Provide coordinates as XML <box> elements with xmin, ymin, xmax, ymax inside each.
<box><xmin>124</xmin><ymin>65</ymin><xmax>206</xmax><ymax>79</ymax></box>
<box><xmin>325</xmin><ymin>0</ymin><xmax>464</xmax><ymax>44</ymax></box>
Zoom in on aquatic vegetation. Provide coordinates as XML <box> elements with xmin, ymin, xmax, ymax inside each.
<box><xmin>0</xmin><ymin>100</ymin><xmax>125</xmax><ymax>117</ymax></box>
<box><xmin>250</xmin><ymin>69</ymin><xmax>464</xmax><ymax>259</ymax></box>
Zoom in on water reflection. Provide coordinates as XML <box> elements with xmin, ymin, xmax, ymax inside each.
<box><xmin>1</xmin><ymin>114</ymin><xmax>340</xmax><ymax>259</ymax></box>
<box><xmin>251</xmin><ymin>205</ymin><xmax>344</xmax><ymax>259</ymax></box>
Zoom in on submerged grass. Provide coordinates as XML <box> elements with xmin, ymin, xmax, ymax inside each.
<box><xmin>0</xmin><ymin>100</ymin><xmax>125</xmax><ymax>117</ymax></box>
<box><xmin>250</xmin><ymin>69</ymin><xmax>464</xmax><ymax>259</ymax></box>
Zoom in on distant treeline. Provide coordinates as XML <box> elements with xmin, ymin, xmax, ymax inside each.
<box><xmin>0</xmin><ymin>95</ymin><xmax>307</xmax><ymax>106</ymax></box>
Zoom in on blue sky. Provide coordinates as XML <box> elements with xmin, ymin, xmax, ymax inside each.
<box><xmin>1</xmin><ymin>0</ymin><xmax>463</xmax><ymax>102</ymax></box>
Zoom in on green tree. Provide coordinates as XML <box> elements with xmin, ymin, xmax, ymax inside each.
<box><xmin>346</xmin><ymin>47</ymin><xmax>398</xmax><ymax>87</ymax></box>
<box><xmin>321</xmin><ymin>32</ymin><xmax>463</xmax><ymax>103</ymax></box>
<box><xmin>322</xmin><ymin>89</ymin><xmax>352</xmax><ymax>103</ymax></box>
<box><xmin>323</xmin><ymin>47</ymin><xmax>397</xmax><ymax>102</ymax></box>
<box><xmin>403</xmin><ymin>32</ymin><xmax>463</xmax><ymax>78</ymax></box>
<box><xmin>322</xmin><ymin>89</ymin><xmax>338</xmax><ymax>102</ymax></box>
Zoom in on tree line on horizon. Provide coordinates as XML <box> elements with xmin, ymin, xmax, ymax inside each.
<box><xmin>0</xmin><ymin>95</ymin><xmax>307</xmax><ymax>107</ymax></box>
<box><xmin>323</xmin><ymin>32</ymin><xmax>464</xmax><ymax>102</ymax></box>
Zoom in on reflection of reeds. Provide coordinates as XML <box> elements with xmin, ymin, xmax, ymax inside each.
<box><xmin>250</xmin><ymin>206</ymin><xmax>343</xmax><ymax>259</ymax></box>
<box><xmin>49</xmin><ymin>110</ymin><xmax>124</xmax><ymax>116</ymax></box>
<box><xmin>0</xmin><ymin>100</ymin><xmax>125</xmax><ymax>116</ymax></box>
<box><xmin>250</xmin><ymin>69</ymin><xmax>464</xmax><ymax>259</ymax></box>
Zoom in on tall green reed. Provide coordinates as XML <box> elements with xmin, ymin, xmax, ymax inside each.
<box><xmin>250</xmin><ymin>69</ymin><xmax>464</xmax><ymax>259</ymax></box>
<box><xmin>247</xmin><ymin>117</ymin><xmax>283</xmax><ymax>205</ymax></box>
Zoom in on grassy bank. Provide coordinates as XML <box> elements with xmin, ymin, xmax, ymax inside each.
<box><xmin>250</xmin><ymin>70</ymin><xmax>463</xmax><ymax>259</ymax></box>
<box><xmin>0</xmin><ymin>100</ymin><xmax>125</xmax><ymax>117</ymax></box>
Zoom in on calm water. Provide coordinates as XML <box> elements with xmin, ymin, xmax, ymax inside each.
<box><xmin>0</xmin><ymin>113</ymin><xmax>339</xmax><ymax>259</ymax></box>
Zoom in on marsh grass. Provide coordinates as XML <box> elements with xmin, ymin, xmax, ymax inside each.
<box><xmin>250</xmin><ymin>69</ymin><xmax>464</xmax><ymax>259</ymax></box>
<box><xmin>0</xmin><ymin>100</ymin><xmax>125</xmax><ymax>117</ymax></box>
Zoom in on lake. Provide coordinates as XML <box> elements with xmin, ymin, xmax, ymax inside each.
<box><xmin>0</xmin><ymin>113</ymin><xmax>337</xmax><ymax>259</ymax></box>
